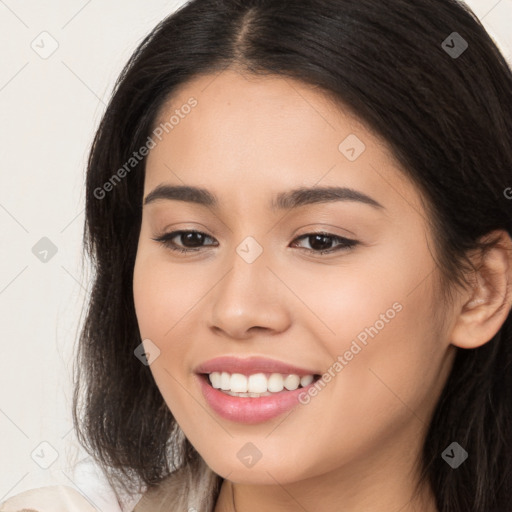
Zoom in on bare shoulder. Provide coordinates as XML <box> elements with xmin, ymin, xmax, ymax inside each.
<box><xmin>0</xmin><ymin>485</ymin><xmax>98</xmax><ymax>512</ymax></box>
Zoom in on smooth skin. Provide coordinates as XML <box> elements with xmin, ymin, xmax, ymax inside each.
<box><xmin>132</xmin><ymin>68</ymin><xmax>512</xmax><ymax>512</ymax></box>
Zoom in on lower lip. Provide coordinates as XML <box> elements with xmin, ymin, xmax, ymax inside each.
<box><xmin>196</xmin><ymin>374</ymin><xmax>319</xmax><ymax>424</ymax></box>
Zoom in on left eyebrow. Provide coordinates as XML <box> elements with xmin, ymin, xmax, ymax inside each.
<box><xmin>143</xmin><ymin>184</ymin><xmax>385</xmax><ymax>210</ymax></box>
<box><xmin>271</xmin><ymin>185</ymin><xmax>384</xmax><ymax>211</ymax></box>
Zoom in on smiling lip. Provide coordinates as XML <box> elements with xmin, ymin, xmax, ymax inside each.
<box><xmin>194</xmin><ymin>356</ymin><xmax>319</xmax><ymax>377</ymax></box>
<box><xmin>196</xmin><ymin>373</ymin><xmax>319</xmax><ymax>424</ymax></box>
<box><xmin>194</xmin><ymin>356</ymin><xmax>321</xmax><ymax>424</ymax></box>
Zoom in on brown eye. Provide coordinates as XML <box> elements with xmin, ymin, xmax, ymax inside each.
<box><xmin>152</xmin><ymin>230</ymin><xmax>218</xmax><ymax>253</ymax></box>
<box><xmin>290</xmin><ymin>233</ymin><xmax>358</xmax><ymax>255</ymax></box>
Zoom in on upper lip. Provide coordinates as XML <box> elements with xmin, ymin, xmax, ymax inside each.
<box><xmin>194</xmin><ymin>356</ymin><xmax>320</xmax><ymax>377</ymax></box>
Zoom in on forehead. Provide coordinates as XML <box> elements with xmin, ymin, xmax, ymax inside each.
<box><xmin>151</xmin><ymin>68</ymin><xmax>372</xmax><ymax>154</ymax></box>
<box><xmin>144</xmin><ymin>68</ymin><xmax>420</xmax><ymax>214</ymax></box>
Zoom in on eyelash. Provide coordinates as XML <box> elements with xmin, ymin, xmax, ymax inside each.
<box><xmin>151</xmin><ymin>230</ymin><xmax>359</xmax><ymax>256</ymax></box>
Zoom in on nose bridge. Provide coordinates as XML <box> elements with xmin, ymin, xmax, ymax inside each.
<box><xmin>218</xmin><ymin>233</ymin><xmax>272</xmax><ymax>310</ymax></box>
<box><xmin>209</xmin><ymin>232</ymin><xmax>290</xmax><ymax>337</ymax></box>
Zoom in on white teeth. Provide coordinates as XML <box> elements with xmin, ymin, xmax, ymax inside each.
<box><xmin>267</xmin><ymin>373</ymin><xmax>284</xmax><ymax>393</ymax></box>
<box><xmin>300</xmin><ymin>375</ymin><xmax>314</xmax><ymax>387</ymax></box>
<box><xmin>284</xmin><ymin>374</ymin><xmax>300</xmax><ymax>391</ymax></box>
<box><xmin>230</xmin><ymin>373</ymin><xmax>248</xmax><ymax>392</ymax></box>
<box><xmin>207</xmin><ymin>371</ymin><xmax>316</xmax><ymax>394</ymax></box>
<box><xmin>210</xmin><ymin>372</ymin><xmax>221</xmax><ymax>389</ymax></box>
<box><xmin>248</xmin><ymin>373</ymin><xmax>268</xmax><ymax>393</ymax></box>
<box><xmin>220</xmin><ymin>372</ymin><xmax>231</xmax><ymax>390</ymax></box>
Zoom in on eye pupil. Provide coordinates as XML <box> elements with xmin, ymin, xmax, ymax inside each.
<box><xmin>310</xmin><ymin>234</ymin><xmax>332</xmax><ymax>251</ymax></box>
<box><xmin>182</xmin><ymin>232</ymin><xmax>204</xmax><ymax>247</ymax></box>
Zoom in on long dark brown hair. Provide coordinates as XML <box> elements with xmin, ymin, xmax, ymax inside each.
<box><xmin>73</xmin><ymin>1</ymin><xmax>512</xmax><ymax>510</ymax></box>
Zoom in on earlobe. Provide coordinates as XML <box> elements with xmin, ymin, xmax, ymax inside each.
<box><xmin>450</xmin><ymin>229</ymin><xmax>512</xmax><ymax>350</ymax></box>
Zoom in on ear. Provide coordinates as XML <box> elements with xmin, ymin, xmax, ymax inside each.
<box><xmin>450</xmin><ymin>229</ymin><xmax>512</xmax><ymax>349</ymax></box>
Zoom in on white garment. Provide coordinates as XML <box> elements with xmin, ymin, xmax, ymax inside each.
<box><xmin>0</xmin><ymin>485</ymin><xmax>97</xmax><ymax>512</ymax></box>
<box><xmin>0</xmin><ymin>457</ymin><xmax>141</xmax><ymax>512</ymax></box>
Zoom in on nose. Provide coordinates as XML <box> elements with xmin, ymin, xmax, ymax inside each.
<box><xmin>208</xmin><ymin>245</ymin><xmax>292</xmax><ymax>340</ymax></box>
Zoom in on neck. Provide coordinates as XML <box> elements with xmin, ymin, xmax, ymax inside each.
<box><xmin>214</xmin><ymin>426</ymin><xmax>438</xmax><ymax>512</ymax></box>
<box><xmin>216</xmin><ymin>472</ymin><xmax>437</xmax><ymax>512</ymax></box>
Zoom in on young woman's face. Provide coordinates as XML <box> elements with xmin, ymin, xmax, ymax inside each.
<box><xmin>133</xmin><ymin>69</ymin><xmax>457</xmax><ymax>486</ymax></box>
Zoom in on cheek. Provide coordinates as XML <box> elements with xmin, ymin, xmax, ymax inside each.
<box><xmin>280</xmin><ymin>257</ymin><xmax>413</xmax><ymax>355</ymax></box>
<box><xmin>298</xmin><ymin>243</ymin><xmax>443</xmax><ymax>413</ymax></box>
<box><xmin>132</xmin><ymin>252</ymin><xmax>198</xmax><ymax>412</ymax></box>
<box><xmin>133</xmin><ymin>253</ymin><xmax>165</xmax><ymax>337</ymax></box>
<box><xmin>133</xmin><ymin>250</ymin><xmax>207</xmax><ymax>339</ymax></box>
<box><xmin>319</xmin><ymin>277</ymin><xmax>443</xmax><ymax>432</ymax></box>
